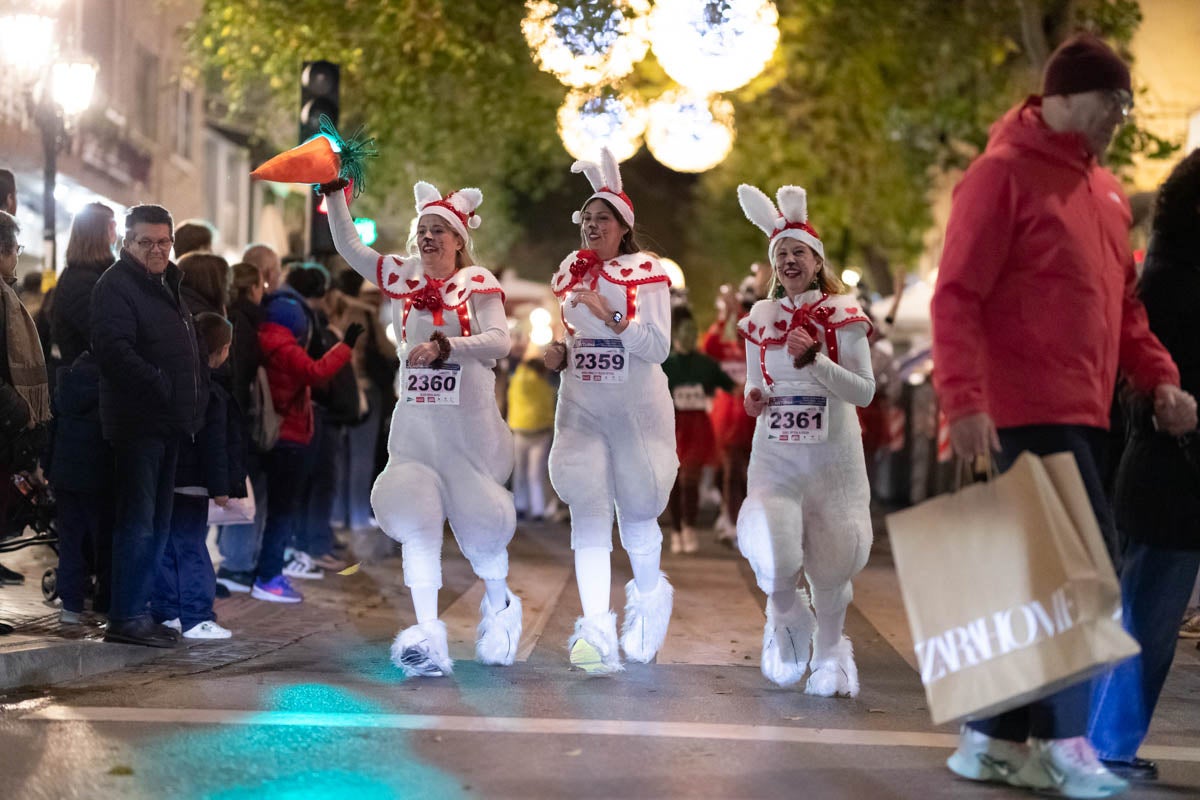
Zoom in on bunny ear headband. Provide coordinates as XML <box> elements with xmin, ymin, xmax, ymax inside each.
<box><xmin>414</xmin><ymin>181</ymin><xmax>483</xmax><ymax>241</ymax></box>
<box><xmin>570</xmin><ymin>147</ymin><xmax>635</xmax><ymax>228</ymax></box>
<box><xmin>737</xmin><ymin>183</ymin><xmax>824</xmax><ymax>262</ymax></box>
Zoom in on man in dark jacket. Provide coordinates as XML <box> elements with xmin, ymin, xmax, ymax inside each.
<box><xmin>91</xmin><ymin>204</ymin><xmax>205</xmax><ymax>647</ymax></box>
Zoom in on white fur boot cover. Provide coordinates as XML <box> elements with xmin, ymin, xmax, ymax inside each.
<box><xmin>805</xmin><ymin>636</ymin><xmax>859</xmax><ymax>698</ymax></box>
<box><xmin>568</xmin><ymin>611</ymin><xmax>624</xmax><ymax>673</ymax></box>
<box><xmin>761</xmin><ymin>591</ymin><xmax>816</xmax><ymax>687</ymax></box>
<box><xmin>390</xmin><ymin>619</ymin><xmax>454</xmax><ymax>678</ymax></box>
<box><xmin>620</xmin><ymin>573</ymin><xmax>674</xmax><ymax>663</ymax></box>
<box><xmin>476</xmin><ymin>590</ymin><xmax>523</xmax><ymax>666</ymax></box>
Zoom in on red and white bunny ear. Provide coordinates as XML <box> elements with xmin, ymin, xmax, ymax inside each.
<box><xmin>775</xmin><ymin>185</ymin><xmax>808</xmax><ymax>224</ymax></box>
<box><xmin>414</xmin><ymin>181</ymin><xmax>442</xmax><ymax>211</ymax></box>
<box><xmin>571</xmin><ymin>158</ymin><xmax>603</xmax><ymax>192</ymax></box>
<box><xmin>599</xmin><ymin>147</ymin><xmax>622</xmax><ymax>194</ymax></box>
<box><xmin>448</xmin><ymin>187</ymin><xmax>484</xmax><ymax>229</ymax></box>
<box><xmin>738</xmin><ymin>184</ymin><xmax>781</xmax><ymax>236</ymax></box>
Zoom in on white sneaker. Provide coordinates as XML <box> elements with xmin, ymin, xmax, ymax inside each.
<box><xmin>620</xmin><ymin>573</ymin><xmax>674</xmax><ymax>663</ymax></box>
<box><xmin>1014</xmin><ymin>737</ymin><xmax>1130</xmax><ymax>798</ymax></box>
<box><xmin>669</xmin><ymin>531</ymin><xmax>683</xmax><ymax>554</ymax></box>
<box><xmin>182</xmin><ymin>620</ymin><xmax>232</xmax><ymax>639</ymax></box>
<box><xmin>162</xmin><ymin>618</ymin><xmax>182</xmax><ymax>632</ymax></box>
<box><xmin>476</xmin><ymin>590</ymin><xmax>523</xmax><ymax>666</ymax></box>
<box><xmin>391</xmin><ymin>620</ymin><xmax>453</xmax><ymax>678</ymax></box>
<box><xmin>805</xmin><ymin>636</ymin><xmax>860</xmax><ymax>698</ymax></box>
<box><xmin>569</xmin><ymin>612</ymin><xmax>623</xmax><ymax>674</ymax></box>
<box><xmin>761</xmin><ymin>591</ymin><xmax>815</xmax><ymax>687</ymax></box>
<box><xmin>947</xmin><ymin>726</ymin><xmax>1029</xmax><ymax>786</ymax></box>
<box><xmin>681</xmin><ymin>526</ymin><xmax>700</xmax><ymax>554</ymax></box>
<box><xmin>283</xmin><ymin>551</ymin><xmax>324</xmax><ymax>581</ymax></box>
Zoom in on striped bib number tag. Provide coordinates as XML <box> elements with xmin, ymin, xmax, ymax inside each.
<box><xmin>766</xmin><ymin>394</ymin><xmax>828</xmax><ymax>443</ymax></box>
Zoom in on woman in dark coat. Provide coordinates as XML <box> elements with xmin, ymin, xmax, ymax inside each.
<box><xmin>1088</xmin><ymin>149</ymin><xmax>1200</xmax><ymax>781</ymax></box>
<box><xmin>52</xmin><ymin>203</ymin><xmax>117</xmax><ymax>367</ymax></box>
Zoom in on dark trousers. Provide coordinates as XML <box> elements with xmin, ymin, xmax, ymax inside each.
<box><xmin>722</xmin><ymin>444</ymin><xmax>752</xmax><ymax>522</ymax></box>
<box><xmin>1088</xmin><ymin>541</ymin><xmax>1200</xmax><ymax>760</ymax></box>
<box><xmin>151</xmin><ymin>494</ymin><xmax>216</xmax><ymax>630</ymax></box>
<box><xmin>967</xmin><ymin>424</ymin><xmax>1111</xmax><ymax>741</ymax></box>
<box><xmin>55</xmin><ymin>488</ymin><xmax>114</xmax><ymax>614</ymax></box>
<box><xmin>256</xmin><ymin>441</ymin><xmax>309</xmax><ymax>581</ymax></box>
<box><xmin>302</xmin><ymin>410</ymin><xmax>338</xmax><ymax>557</ymax></box>
<box><xmin>668</xmin><ymin>462</ymin><xmax>703</xmax><ymax>530</ymax></box>
<box><xmin>109</xmin><ymin>437</ymin><xmax>179</xmax><ymax>624</ymax></box>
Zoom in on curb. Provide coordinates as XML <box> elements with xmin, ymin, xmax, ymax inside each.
<box><xmin>0</xmin><ymin>635</ymin><xmax>166</xmax><ymax>692</ymax></box>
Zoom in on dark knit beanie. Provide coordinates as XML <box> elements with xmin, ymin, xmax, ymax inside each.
<box><xmin>1043</xmin><ymin>34</ymin><xmax>1131</xmax><ymax>97</ymax></box>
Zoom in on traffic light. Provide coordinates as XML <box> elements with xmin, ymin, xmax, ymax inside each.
<box><xmin>302</xmin><ymin>60</ymin><xmax>339</xmax><ymax>256</ymax></box>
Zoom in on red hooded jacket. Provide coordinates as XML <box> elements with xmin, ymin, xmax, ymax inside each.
<box><xmin>932</xmin><ymin>97</ymin><xmax>1178</xmax><ymax>430</ymax></box>
<box><xmin>257</xmin><ymin>322</ymin><xmax>353</xmax><ymax>446</ymax></box>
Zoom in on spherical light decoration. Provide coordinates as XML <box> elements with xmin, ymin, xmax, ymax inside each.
<box><xmin>659</xmin><ymin>257</ymin><xmax>686</xmax><ymax>288</ymax></box>
<box><xmin>557</xmin><ymin>89</ymin><xmax>647</xmax><ymax>163</ymax></box>
<box><xmin>645</xmin><ymin>90</ymin><xmax>735</xmax><ymax>173</ymax></box>
<box><xmin>523</xmin><ymin>0</ymin><xmax>651</xmax><ymax>89</ymax></box>
<box><xmin>649</xmin><ymin>0</ymin><xmax>780</xmax><ymax>94</ymax></box>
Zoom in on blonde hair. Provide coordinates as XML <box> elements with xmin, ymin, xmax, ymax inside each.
<box><xmin>406</xmin><ymin>214</ymin><xmax>475</xmax><ymax>270</ymax></box>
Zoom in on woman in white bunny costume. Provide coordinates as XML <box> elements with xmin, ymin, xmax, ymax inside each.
<box><xmin>544</xmin><ymin>148</ymin><xmax>677</xmax><ymax>673</ymax></box>
<box><xmin>735</xmin><ymin>183</ymin><xmax>875</xmax><ymax>697</ymax></box>
<box><xmin>321</xmin><ymin>177</ymin><xmax>520</xmax><ymax>679</ymax></box>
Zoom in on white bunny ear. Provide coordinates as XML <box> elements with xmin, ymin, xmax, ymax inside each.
<box><xmin>414</xmin><ymin>181</ymin><xmax>441</xmax><ymax>209</ymax></box>
<box><xmin>571</xmin><ymin>159</ymin><xmax>603</xmax><ymax>192</ymax></box>
<box><xmin>448</xmin><ymin>187</ymin><xmax>483</xmax><ymax>215</ymax></box>
<box><xmin>737</xmin><ymin>184</ymin><xmax>781</xmax><ymax>236</ymax></box>
<box><xmin>599</xmin><ymin>147</ymin><xmax>621</xmax><ymax>193</ymax></box>
<box><xmin>775</xmin><ymin>185</ymin><xmax>808</xmax><ymax>224</ymax></box>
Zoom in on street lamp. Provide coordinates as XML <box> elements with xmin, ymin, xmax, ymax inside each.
<box><xmin>0</xmin><ymin>5</ymin><xmax>97</xmax><ymax>273</ymax></box>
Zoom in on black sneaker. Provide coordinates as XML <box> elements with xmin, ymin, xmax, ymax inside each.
<box><xmin>104</xmin><ymin>617</ymin><xmax>180</xmax><ymax>648</ymax></box>
<box><xmin>216</xmin><ymin>568</ymin><xmax>254</xmax><ymax>593</ymax></box>
<box><xmin>1100</xmin><ymin>757</ymin><xmax>1158</xmax><ymax>781</ymax></box>
<box><xmin>0</xmin><ymin>562</ymin><xmax>24</xmax><ymax>585</ymax></box>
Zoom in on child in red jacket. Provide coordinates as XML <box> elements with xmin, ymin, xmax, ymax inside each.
<box><xmin>251</xmin><ymin>293</ymin><xmax>360</xmax><ymax>603</ymax></box>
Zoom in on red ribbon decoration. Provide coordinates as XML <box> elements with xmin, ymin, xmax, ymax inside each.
<box><xmin>410</xmin><ymin>276</ymin><xmax>446</xmax><ymax>326</ymax></box>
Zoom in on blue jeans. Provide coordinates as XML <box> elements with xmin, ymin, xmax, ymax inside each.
<box><xmin>151</xmin><ymin>494</ymin><xmax>216</xmax><ymax>630</ymax></box>
<box><xmin>256</xmin><ymin>442</ymin><xmax>309</xmax><ymax>581</ymax></box>
<box><xmin>108</xmin><ymin>436</ymin><xmax>179</xmax><ymax>624</ymax></box>
<box><xmin>967</xmin><ymin>424</ymin><xmax>1111</xmax><ymax>741</ymax></box>
<box><xmin>333</xmin><ymin>385</ymin><xmax>381</xmax><ymax>529</ymax></box>
<box><xmin>217</xmin><ymin>453</ymin><xmax>267</xmax><ymax>574</ymax></box>
<box><xmin>1088</xmin><ymin>541</ymin><xmax>1200</xmax><ymax>760</ymax></box>
<box><xmin>55</xmin><ymin>488</ymin><xmax>113</xmax><ymax>614</ymax></box>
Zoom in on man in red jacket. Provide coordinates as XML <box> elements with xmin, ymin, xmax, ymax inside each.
<box><xmin>933</xmin><ymin>34</ymin><xmax>1196</xmax><ymax>799</ymax></box>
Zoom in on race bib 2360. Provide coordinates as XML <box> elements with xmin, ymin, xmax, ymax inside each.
<box><xmin>403</xmin><ymin>364</ymin><xmax>462</xmax><ymax>406</ymax></box>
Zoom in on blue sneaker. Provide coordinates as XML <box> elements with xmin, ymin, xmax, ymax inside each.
<box><xmin>251</xmin><ymin>575</ymin><xmax>303</xmax><ymax>604</ymax></box>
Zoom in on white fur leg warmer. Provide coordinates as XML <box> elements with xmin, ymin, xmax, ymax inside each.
<box><xmin>761</xmin><ymin>590</ymin><xmax>815</xmax><ymax>687</ymax></box>
<box><xmin>391</xmin><ymin>620</ymin><xmax>454</xmax><ymax>678</ymax></box>
<box><xmin>568</xmin><ymin>611</ymin><xmax>624</xmax><ymax>673</ymax></box>
<box><xmin>805</xmin><ymin>636</ymin><xmax>859</xmax><ymax>698</ymax></box>
<box><xmin>476</xmin><ymin>590</ymin><xmax>523</xmax><ymax>666</ymax></box>
<box><xmin>620</xmin><ymin>572</ymin><xmax>674</xmax><ymax>663</ymax></box>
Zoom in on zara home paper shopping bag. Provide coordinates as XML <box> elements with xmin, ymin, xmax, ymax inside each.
<box><xmin>886</xmin><ymin>451</ymin><xmax>1138</xmax><ymax>725</ymax></box>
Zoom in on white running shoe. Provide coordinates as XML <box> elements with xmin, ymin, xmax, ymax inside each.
<box><xmin>569</xmin><ymin>612</ymin><xmax>623</xmax><ymax>674</ymax></box>
<box><xmin>1014</xmin><ymin>737</ymin><xmax>1130</xmax><ymax>798</ymax></box>
<box><xmin>681</xmin><ymin>526</ymin><xmax>700</xmax><ymax>554</ymax></box>
<box><xmin>391</xmin><ymin>620</ymin><xmax>453</xmax><ymax>678</ymax></box>
<box><xmin>282</xmin><ymin>551</ymin><xmax>324</xmax><ymax>581</ymax></box>
<box><xmin>946</xmin><ymin>726</ymin><xmax>1029</xmax><ymax>786</ymax></box>
<box><xmin>761</xmin><ymin>591</ymin><xmax>815</xmax><ymax>687</ymax></box>
<box><xmin>805</xmin><ymin>636</ymin><xmax>860</xmax><ymax>698</ymax></box>
<box><xmin>669</xmin><ymin>531</ymin><xmax>683</xmax><ymax>554</ymax></box>
<box><xmin>183</xmin><ymin>620</ymin><xmax>232</xmax><ymax>640</ymax></box>
<box><xmin>161</xmin><ymin>618</ymin><xmax>182</xmax><ymax>632</ymax></box>
<box><xmin>620</xmin><ymin>573</ymin><xmax>674</xmax><ymax>663</ymax></box>
<box><xmin>476</xmin><ymin>590</ymin><xmax>523</xmax><ymax>666</ymax></box>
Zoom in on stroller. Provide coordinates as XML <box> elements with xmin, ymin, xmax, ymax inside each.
<box><xmin>0</xmin><ymin>471</ymin><xmax>61</xmax><ymax>601</ymax></box>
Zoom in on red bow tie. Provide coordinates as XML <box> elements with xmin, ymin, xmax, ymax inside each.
<box><xmin>412</xmin><ymin>277</ymin><xmax>446</xmax><ymax>325</ymax></box>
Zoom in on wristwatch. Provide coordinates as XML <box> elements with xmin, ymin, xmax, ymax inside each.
<box><xmin>607</xmin><ymin>310</ymin><xmax>625</xmax><ymax>328</ymax></box>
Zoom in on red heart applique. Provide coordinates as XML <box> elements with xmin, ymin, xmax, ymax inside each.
<box><xmin>640</xmin><ymin>261</ymin><xmax>653</xmax><ymax>271</ymax></box>
<box><xmin>458</xmin><ymin>289</ymin><xmax>466</xmax><ymax>299</ymax></box>
<box><xmin>610</xmin><ymin>260</ymin><xmax>620</xmax><ymax>266</ymax></box>
<box><xmin>747</xmin><ymin>322</ymin><xmax>757</xmax><ymax>334</ymax></box>
<box><xmin>621</xmin><ymin>268</ymin><xmax>633</xmax><ymax>277</ymax></box>
<box><xmin>406</xmin><ymin>279</ymin><xmax>420</xmax><ymax>289</ymax></box>
<box><xmin>846</xmin><ymin>307</ymin><xmax>858</xmax><ymax>314</ymax></box>
<box><xmin>472</xmin><ymin>275</ymin><xmax>485</xmax><ymax>283</ymax></box>
<box><xmin>387</xmin><ymin>274</ymin><xmax>400</xmax><ymax>286</ymax></box>
<box><xmin>774</xmin><ymin>320</ymin><xmax>788</xmax><ymax>330</ymax></box>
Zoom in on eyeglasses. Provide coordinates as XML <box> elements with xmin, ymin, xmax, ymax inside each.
<box><xmin>134</xmin><ymin>237</ymin><xmax>174</xmax><ymax>252</ymax></box>
<box><xmin>0</xmin><ymin>245</ymin><xmax>22</xmax><ymax>257</ymax></box>
<box><xmin>1107</xmin><ymin>89</ymin><xmax>1134</xmax><ymax>120</ymax></box>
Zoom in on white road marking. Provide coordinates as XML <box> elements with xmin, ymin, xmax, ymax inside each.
<box><xmin>21</xmin><ymin>705</ymin><xmax>1200</xmax><ymax>763</ymax></box>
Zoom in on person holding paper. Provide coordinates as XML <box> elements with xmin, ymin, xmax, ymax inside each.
<box><xmin>543</xmin><ymin>147</ymin><xmax>677</xmax><ymax>674</ymax></box>
<box><xmin>734</xmin><ymin>183</ymin><xmax>875</xmax><ymax>697</ymax></box>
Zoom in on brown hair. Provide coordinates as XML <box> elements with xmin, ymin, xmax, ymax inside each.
<box><xmin>174</xmin><ymin>220</ymin><xmax>214</xmax><ymax>257</ymax></box>
<box><xmin>65</xmin><ymin>202</ymin><xmax>115</xmax><ymax>266</ymax></box>
<box><xmin>194</xmin><ymin>311</ymin><xmax>233</xmax><ymax>356</ymax></box>
<box><xmin>230</xmin><ymin>261</ymin><xmax>263</xmax><ymax>303</ymax></box>
<box><xmin>769</xmin><ymin>243</ymin><xmax>850</xmax><ymax>298</ymax></box>
<box><xmin>178</xmin><ymin>252</ymin><xmax>229</xmax><ymax>314</ymax></box>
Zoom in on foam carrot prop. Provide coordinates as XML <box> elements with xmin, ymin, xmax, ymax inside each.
<box><xmin>250</xmin><ymin>115</ymin><xmax>376</xmax><ymax>196</ymax></box>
